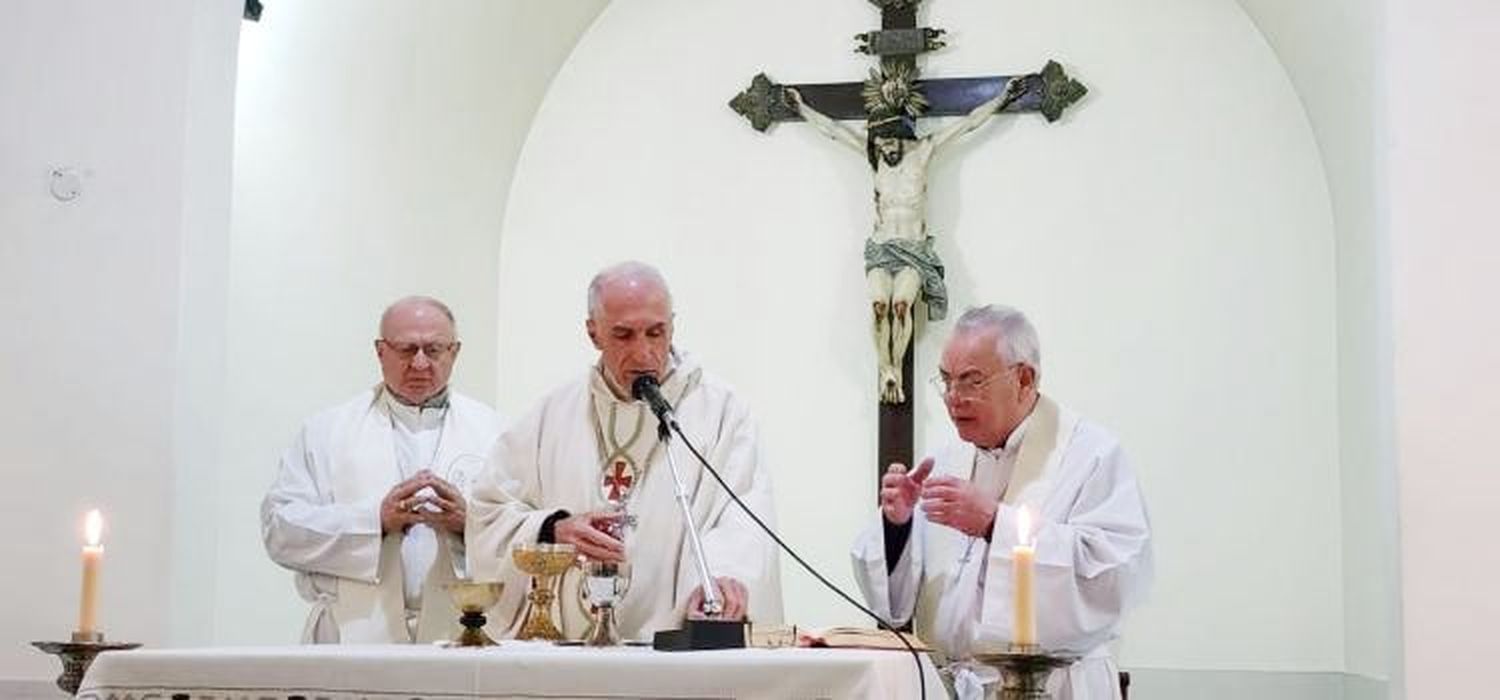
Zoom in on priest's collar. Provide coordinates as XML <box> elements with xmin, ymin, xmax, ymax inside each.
<box><xmin>381</xmin><ymin>385</ymin><xmax>450</xmax><ymax>426</ymax></box>
<box><xmin>387</xmin><ymin>385</ymin><xmax>449</xmax><ymax>409</ymax></box>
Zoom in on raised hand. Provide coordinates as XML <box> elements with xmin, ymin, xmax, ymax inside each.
<box><xmin>880</xmin><ymin>457</ymin><xmax>935</xmax><ymax>525</ymax></box>
<box><xmin>920</xmin><ymin>473</ymin><xmax>998</xmax><ymax>539</ymax></box>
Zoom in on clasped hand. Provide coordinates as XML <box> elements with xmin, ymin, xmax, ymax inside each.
<box><xmin>380</xmin><ymin>469</ymin><xmax>466</xmax><ymax>535</ymax></box>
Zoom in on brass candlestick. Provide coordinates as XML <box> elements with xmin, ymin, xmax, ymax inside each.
<box><xmin>512</xmin><ymin>543</ymin><xmax>577</xmax><ymax>641</ymax></box>
<box><xmin>972</xmin><ymin>646</ymin><xmax>1078</xmax><ymax>700</ymax></box>
<box><xmin>32</xmin><ymin>632</ymin><xmax>140</xmax><ymax>696</ymax></box>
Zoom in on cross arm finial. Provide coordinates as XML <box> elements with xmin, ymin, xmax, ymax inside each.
<box><xmin>1038</xmin><ymin>60</ymin><xmax>1088</xmax><ymax>123</ymax></box>
<box><xmin>727</xmin><ymin>73</ymin><xmax>792</xmax><ymax>133</ymax></box>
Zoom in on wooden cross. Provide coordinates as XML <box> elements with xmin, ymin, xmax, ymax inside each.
<box><xmin>729</xmin><ymin>0</ymin><xmax>1086</xmax><ymax>490</ymax></box>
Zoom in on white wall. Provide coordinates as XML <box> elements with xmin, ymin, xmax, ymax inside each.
<box><xmin>1235</xmin><ymin>0</ymin><xmax>1397</xmax><ymax>686</ymax></box>
<box><xmin>1387</xmin><ymin>0</ymin><xmax>1500</xmax><ymax>696</ymax></box>
<box><xmin>0</xmin><ymin>2</ymin><xmax>612</xmax><ymax>680</ymax></box>
<box><xmin>214</xmin><ymin>0</ymin><xmax>608</xmax><ymax>643</ymax></box>
<box><xmin>20</xmin><ymin>0</ymin><xmax>1489</xmax><ymax>694</ymax></box>
<box><xmin>0</xmin><ymin>0</ymin><xmax>241</xmax><ymax>681</ymax></box>
<box><xmin>497</xmin><ymin>0</ymin><xmax>1342</xmax><ymax>674</ymax></box>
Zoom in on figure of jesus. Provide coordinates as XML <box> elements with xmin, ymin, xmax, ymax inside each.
<box><xmin>788</xmin><ymin>80</ymin><xmax>1023</xmax><ymax>403</ymax></box>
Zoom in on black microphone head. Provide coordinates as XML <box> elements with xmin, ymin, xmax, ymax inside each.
<box><xmin>631</xmin><ymin>373</ymin><xmax>661</xmax><ymax>401</ymax></box>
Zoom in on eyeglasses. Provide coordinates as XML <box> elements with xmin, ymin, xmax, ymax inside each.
<box><xmin>377</xmin><ymin>339</ymin><xmax>459</xmax><ymax>361</ymax></box>
<box><xmin>929</xmin><ymin>364</ymin><xmax>1020</xmax><ymax>398</ymax></box>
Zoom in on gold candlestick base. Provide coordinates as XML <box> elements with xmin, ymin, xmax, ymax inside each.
<box><xmin>32</xmin><ymin>634</ymin><xmax>141</xmax><ymax>696</ymax></box>
<box><xmin>972</xmin><ymin>646</ymin><xmax>1078</xmax><ymax>700</ymax></box>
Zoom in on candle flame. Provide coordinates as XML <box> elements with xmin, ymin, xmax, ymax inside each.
<box><xmin>1016</xmin><ymin>505</ymin><xmax>1032</xmax><ymax>546</ymax></box>
<box><xmin>84</xmin><ymin>509</ymin><xmax>103</xmax><ymax>547</ymax></box>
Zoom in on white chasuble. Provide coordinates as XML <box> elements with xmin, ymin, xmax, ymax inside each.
<box><xmin>262</xmin><ymin>386</ymin><xmax>502</xmax><ymax>643</ymax></box>
<box><xmin>467</xmin><ymin>354</ymin><xmax>784</xmax><ymax>640</ymax></box>
<box><xmin>851</xmin><ymin>396</ymin><xmax>1153</xmax><ymax>700</ymax></box>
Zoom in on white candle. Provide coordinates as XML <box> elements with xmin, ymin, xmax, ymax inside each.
<box><xmin>78</xmin><ymin>510</ymin><xmax>103</xmax><ymax>636</ymax></box>
<box><xmin>1012</xmin><ymin>505</ymin><xmax>1036</xmax><ymax>647</ymax></box>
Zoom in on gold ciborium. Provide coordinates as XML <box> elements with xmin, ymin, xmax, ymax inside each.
<box><xmin>443</xmin><ymin>580</ymin><xmax>505</xmax><ymax>647</ymax></box>
<box><xmin>512</xmin><ymin>543</ymin><xmax>577</xmax><ymax>641</ymax></box>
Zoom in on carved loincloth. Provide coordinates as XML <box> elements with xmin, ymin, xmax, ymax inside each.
<box><xmin>863</xmin><ymin>236</ymin><xmax>947</xmax><ymax>321</ymax></box>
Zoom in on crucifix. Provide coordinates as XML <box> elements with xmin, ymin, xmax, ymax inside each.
<box><xmin>729</xmin><ymin>0</ymin><xmax>1086</xmax><ymax>488</ymax></box>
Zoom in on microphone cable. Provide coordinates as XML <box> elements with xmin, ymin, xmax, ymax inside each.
<box><xmin>663</xmin><ymin>418</ymin><xmax>930</xmax><ymax>700</ymax></box>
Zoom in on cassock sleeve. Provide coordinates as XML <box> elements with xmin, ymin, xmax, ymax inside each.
<box><xmin>680</xmin><ymin>395</ymin><xmax>784</xmax><ymax>624</ymax></box>
<box><xmin>851</xmin><ymin>512</ymin><xmax>924</xmax><ymax>627</ymax></box>
<box><xmin>982</xmin><ymin>443</ymin><xmax>1153</xmax><ymax>653</ymax></box>
<box><xmin>260</xmin><ymin>424</ymin><xmax>383</xmax><ymax>582</ymax></box>
<box><xmin>465</xmin><ymin>405</ymin><xmax>556</xmax><ymax>628</ymax></box>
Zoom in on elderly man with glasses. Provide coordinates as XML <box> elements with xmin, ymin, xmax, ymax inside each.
<box><xmin>262</xmin><ymin>296</ymin><xmax>503</xmax><ymax>643</ymax></box>
<box><xmin>851</xmin><ymin>305</ymin><xmax>1153</xmax><ymax>700</ymax></box>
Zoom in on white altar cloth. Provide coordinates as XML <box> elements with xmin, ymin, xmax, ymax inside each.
<box><xmin>77</xmin><ymin>642</ymin><xmax>945</xmax><ymax>699</ymax></box>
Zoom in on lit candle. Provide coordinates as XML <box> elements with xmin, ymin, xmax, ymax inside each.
<box><xmin>78</xmin><ymin>510</ymin><xmax>103</xmax><ymax>636</ymax></box>
<box><xmin>1012</xmin><ymin>505</ymin><xmax>1036</xmax><ymax>648</ymax></box>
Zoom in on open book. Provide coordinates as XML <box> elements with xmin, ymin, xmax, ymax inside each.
<box><xmin>750</xmin><ymin>625</ymin><xmax>932</xmax><ymax>651</ymax></box>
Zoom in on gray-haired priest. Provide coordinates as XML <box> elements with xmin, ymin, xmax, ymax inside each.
<box><xmin>467</xmin><ymin>261</ymin><xmax>783</xmax><ymax>638</ymax></box>
<box><xmin>261</xmin><ymin>296</ymin><xmax>504</xmax><ymax>643</ymax></box>
<box><xmin>852</xmin><ymin>305</ymin><xmax>1153</xmax><ymax>700</ymax></box>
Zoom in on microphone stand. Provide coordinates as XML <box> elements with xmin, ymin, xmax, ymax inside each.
<box><xmin>650</xmin><ymin>417</ymin><xmax>748</xmax><ymax>651</ymax></box>
<box><xmin>662</xmin><ymin>420</ymin><xmax>722</xmax><ymax>615</ymax></box>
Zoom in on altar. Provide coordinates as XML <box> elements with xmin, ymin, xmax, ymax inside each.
<box><xmin>77</xmin><ymin>642</ymin><xmax>945</xmax><ymax>699</ymax></box>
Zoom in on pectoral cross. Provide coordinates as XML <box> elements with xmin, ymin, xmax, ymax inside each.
<box><xmin>603</xmin><ymin>459</ymin><xmax>635</xmax><ymax>503</ymax></box>
<box><xmin>601</xmin><ymin>459</ymin><xmax>641</xmax><ymax>534</ymax></box>
<box><xmin>729</xmin><ymin>0</ymin><xmax>1086</xmax><ymax>491</ymax></box>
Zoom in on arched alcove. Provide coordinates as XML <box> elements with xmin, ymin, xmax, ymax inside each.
<box><xmin>498</xmin><ymin>0</ymin><xmax>1341</xmax><ymax>675</ymax></box>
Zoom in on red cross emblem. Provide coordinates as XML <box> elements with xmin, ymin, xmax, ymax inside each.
<box><xmin>602</xmin><ymin>458</ymin><xmax>636</xmax><ymax>503</ymax></box>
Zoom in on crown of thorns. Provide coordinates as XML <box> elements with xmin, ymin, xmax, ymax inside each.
<box><xmin>868</xmin><ymin>114</ymin><xmax>916</xmax><ymax>139</ymax></box>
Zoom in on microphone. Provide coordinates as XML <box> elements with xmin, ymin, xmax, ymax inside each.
<box><xmin>630</xmin><ymin>374</ymin><xmax>676</xmax><ymax>424</ymax></box>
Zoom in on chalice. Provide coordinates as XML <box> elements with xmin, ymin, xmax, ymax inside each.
<box><xmin>512</xmin><ymin>543</ymin><xmax>577</xmax><ymax>641</ymax></box>
<box><xmin>579</xmin><ymin>559</ymin><xmax>631</xmax><ymax>646</ymax></box>
<box><xmin>442</xmin><ymin>580</ymin><xmax>505</xmax><ymax>647</ymax></box>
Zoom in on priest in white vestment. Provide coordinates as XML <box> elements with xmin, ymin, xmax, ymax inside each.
<box><xmin>852</xmin><ymin>305</ymin><xmax>1152</xmax><ymax>700</ymax></box>
<box><xmin>262</xmin><ymin>296</ymin><xmax>504</xmax><ymax>643</ymax></box>
<box><xmin>468</xmin><ymin>262</ymin><xmax>783</xmax><ymax>640</ymax></box>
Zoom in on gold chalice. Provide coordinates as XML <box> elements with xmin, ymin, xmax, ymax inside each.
<box><xmin>443</xmin><ymin>580</ymin><xmax>505</xmax><ymax>647</ymax></box>
<box><xmin>512</xmin><ymin>543</ymin><xmax>577</xmax><ymax>641</ymax></box>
